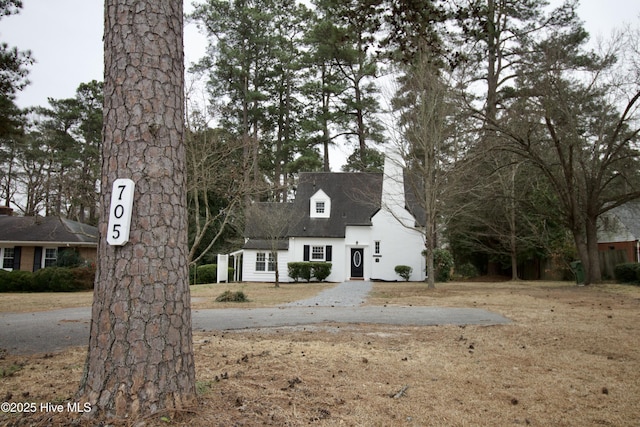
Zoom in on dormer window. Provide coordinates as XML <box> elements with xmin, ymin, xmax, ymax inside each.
<box><xmin>310</xmin><ymin>189</ymin><xmax>331</xmax><ymax>218</ymax></box>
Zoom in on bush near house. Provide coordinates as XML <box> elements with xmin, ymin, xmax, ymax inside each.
<box><xmin>0</xmin><ymin>265</ymin><xmax>96</xmax><ymax>292</ymax></box>
<box><xmin>190</xmin><ymin>264</ymin><xmax>235</xmax><ymax>284</ymax></box>
<box><xmin>614</xmin><ymin>263</ymin><xmax>640</xmax><ymax>284</ymax></box>
<box><xmin>0</xmin><ymin>270</ymin><xmax>33</xmax><ymax>292</ymax></box>
<box><xmin>288</xmin><ymin>262</ymin><xmax>332</xmax><ymax>282</ymax></box>
<box><xmin>311</xmin><ymin>262</ymin><xmax>332</xmax><ymax>282</ymax></box>
<box><xmin>394</xmin><ymin>265</ymin><xmax>413</xmax><ymax>281</ymax></box>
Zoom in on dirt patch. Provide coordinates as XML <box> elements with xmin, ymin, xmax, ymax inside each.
<box><xmin>1</xmin><ymin>281</ymin><xmax>639</xmax><ymax>426</ymax></box>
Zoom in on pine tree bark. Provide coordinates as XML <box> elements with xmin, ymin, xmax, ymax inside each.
<box><xmin>78</xmin><ymin>1</ymin><xmax>196</xmax><ymax>419</ymax></box>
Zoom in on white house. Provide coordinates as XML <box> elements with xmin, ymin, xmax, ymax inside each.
<box><xmin>240</xmin><ymin>155</ymin><xmax>426</xmax><ymax>282</ymax></box>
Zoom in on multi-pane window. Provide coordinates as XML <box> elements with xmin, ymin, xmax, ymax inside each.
<box><xmin>256</xmin><ymin>252</ymin><xmax>266</xmax><ymax>271</ymax></box>
<box><xmin>312</xmin><ymin>246</ymin><xmax>324</xmax><ymax>260</ymax></box>
<box><xmin>44</xmin><ymin>248</ymin><xmax>58</xmax><ymax>268</ymax></box>
<box><xmin>256</xmin><ymin>252</ymin><xmax>276</xmax><ymax>272</ymax></box>
<box><xmin>374</xmin><ymin>241</ymin><xmax>381</xmax><ymax>255</ymax></box>
<box><xmin>2</xmin><ymin>248</ymin><xmax>14</xmax><ymax>270</ymax></box>
<box><xmin>315</xmin><ymin>201</ymin><xmax>325</xmax><ymax>214</ymax></box>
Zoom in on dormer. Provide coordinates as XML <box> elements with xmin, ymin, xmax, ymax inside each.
<box><xmin>310</xmin><ymin>189</ymin><xmax>331</xmax><ymax>218</ymax></box>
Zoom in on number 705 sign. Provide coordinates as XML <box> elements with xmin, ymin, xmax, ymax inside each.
<box><xmin>106</xmin><ymin>179</ymin><xmax>135</xmax><ymax>246</ymax></box>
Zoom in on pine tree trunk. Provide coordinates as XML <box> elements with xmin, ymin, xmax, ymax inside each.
<box><xmin>78</xmin><ymin>0</ymin><xmax>196</xmax><ymax>419</ymax></box>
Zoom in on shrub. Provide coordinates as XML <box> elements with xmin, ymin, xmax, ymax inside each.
<box><xmin>56</xmin><ymin>250</ymin><xmax>83</xmax><ymax>268</ymax></box>
<box><xmin>69</xmin><ymin>265</ymin><xmax>96</xmax><ymax>290</ymax></box>
<box><xmin>33</xmin><ymin>267</ymin><xmax>77</xmax><ymax>292</ymax></box>
<box><xmin>215</xmin><ymin>290</ymin><xmax>248</xmax><ymax>302</ymax></box>
<box><xmin>455</xmin><ymin>262</ymin><xmax>479</xmax><ymax>279</ymax></box>
<box><xmin>288</xmin><ymin>263</ymin><xmax>302</xmax><ymax>282</ymax></box>
<box><xmin>0</xmin><ymin>266</ymin><xmax>94</xmax><ymax>292</ymax></box>
<box><xmin>394</xmin><ymin>265</ymin><xmax>413</xmax><ymax>281</ymax></box>
<box><xmin>434</xmin><ymin>249</ymin><xmax>454</xmax><ymax>282</ymax></box>
<box><xmin>195</xmin><ymin>264</ymin><xmax>217</xmax><ymax>284</ymax></box>
<box><xmin>614</xmin><ymin>263</ymin><xmax>640</xmax><ymax>284</ymax></box>
<box><xmin>311</xmin><ymin>262</ymin><xmax>332</xmax><ymax>282</ymax></box>
<box><xmin>288</xmin><ymin>262</ymin><xmax>330</xmax><ymax>282</ymax></box>
<box><xmin>0</xmin><ymin>270</ymin><xmax>34</xmax><ymax>292</ymax></box>
<box><xmin>288</xmin><ymin>262</ymin><xmax>312</xmax><ymax>282</ymax></box>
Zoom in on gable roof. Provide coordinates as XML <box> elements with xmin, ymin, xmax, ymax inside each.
<box><xmin>243</xmin><ymin>168</ymin><xmax>429</xmax><ymax>242</ymax></box>
<box><xmin>0</xmin><ymin>216</ymin><xmax>98</xmax><ymax>246</ymax></box>
<box><xmin>289</xmin><ymin>172</ymin><xmax>382</xmax><ymax>238</ymax></box>
<box><xmin>244</xmin><ymin>172</ymin><xmax>383</xmax><ymax>242</ymax></box>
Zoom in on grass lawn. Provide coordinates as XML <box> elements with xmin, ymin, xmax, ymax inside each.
<box><xmin>1</xmin><ymin>280</ymin><xmax>639</xmax><ymax>426</ymax></box>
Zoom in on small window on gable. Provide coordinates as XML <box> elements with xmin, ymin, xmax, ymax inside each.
<box><xmin>374</xmin><ymin>241</ymin><xmax>381</xmax><ymax>255</ymax></box>
<box><xmin>310</xmin><ymin>189</ymin><xmax>331</xmax><ymax>218</ymax></box>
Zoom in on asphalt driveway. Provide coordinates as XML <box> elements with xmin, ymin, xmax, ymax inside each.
<box><xmin>0</xmin><ymin>281</ymin><xmax>510</xmax><ymax>355</ymax></box>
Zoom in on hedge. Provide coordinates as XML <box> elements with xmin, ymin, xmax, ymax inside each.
<box><xmin>287</xmin><ymin>262</ymin><xmax>332</xmax><ymax>282</ymax></box>
<box><xmin>0</xmin><ymin>266</ymin><xmax>95</xmax><ymax>292</ymax></box>
<box><xmin>614</xmin><ymin>263</ymin><xmax>640</xmax><ymax>284</ymax></box>
<box><xmin>190</xmin><ymin>264</ymin><xmax>235</xmax><ymax>285</ymax></box>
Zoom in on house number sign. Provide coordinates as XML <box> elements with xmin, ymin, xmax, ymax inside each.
<box><xmin>106</xmin><ymin>178</ymin><xmax>135</xmax><ymax>246</ymax></box>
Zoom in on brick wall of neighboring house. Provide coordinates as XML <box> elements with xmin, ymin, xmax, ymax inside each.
<box><xmin>598</xmin><ymin>241</ymin><xmax>637</xmax><ymax>263</ymax></box>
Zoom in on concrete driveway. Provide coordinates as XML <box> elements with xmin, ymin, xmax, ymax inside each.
<box><xmin>0</xmin><ymin>281</ymin><xmax>510</xmax><ymax>355</ymax></box>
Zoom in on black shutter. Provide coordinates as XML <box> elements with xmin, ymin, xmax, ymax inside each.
<box><xmin>303</xmin><ymin>245</ymin><xmax>310</xmax><ymax>261</ymax></box>
<box><xmin>13</xmin><ymin>247</ymin><xmax>21</xmax><ymax>270</ymax></box>
<box><xmin>33</xmin><ymin>246</ymin><xmax>43</xmax><ymax>272</ymax></box>
<box><xmin>325</xmin><ymin>245</ymin><xmax>332</xmax><ymax>261</ymax></box>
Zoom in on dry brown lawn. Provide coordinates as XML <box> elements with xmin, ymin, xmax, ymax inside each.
<box><xmin>1</xmin><ymin>280</ymin><xmax>639</xmax><ymax>426</ymax></box>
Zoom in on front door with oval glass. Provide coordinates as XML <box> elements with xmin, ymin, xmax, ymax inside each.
<box><xmin>350</xmin><ymin>248</ymin><xmax>364</xmax><ymax>279</ymax></box>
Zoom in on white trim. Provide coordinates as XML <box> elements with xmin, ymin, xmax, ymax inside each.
<box><xmin>0</xmin><ymin>241</ymin><xmax>96</xmax><ymax>247</ymax></box>
<box><xmin>310</xmin><ymin>189</ymin><xmax>331</xmax><ymax>218</ymax></box>
<box><xmin>1</xmin><ymin>247</ymin><xmax>15</xmax><ymax>271</ymax></box>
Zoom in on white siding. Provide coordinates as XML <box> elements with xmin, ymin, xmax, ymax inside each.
<box><xmin>242</xmin><ymin>249</ymin><xmax>290</xmax><ymax>283</ymax></box>
<box><xmin>370</xmin><ymin>209</ymin><xmax>425</xmax><ymax>281</ymax></box>
<box><xmin>343</xmin><ymin>226</ymin><xmax>373</xmax><ymax>280</ymax></box>
<box><xmin>289</xmin><ymin>237</ymin><xmax>344</xmax><ymax>282</ymax></box>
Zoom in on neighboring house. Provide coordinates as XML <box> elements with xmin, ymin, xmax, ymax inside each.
<box><xmin>0</xmin><ymin>212</ymin><xmax>98</xmax><ymax>272</ymax></box>
<box><xmin>241</xmin><ymin>154</ymin><xmax>427</xmax><ymax>282</ymax></box>
<box><xmin>597</xmin><ymin>201</ymin><xmax>640</xmax><ymax>277</ymax></box>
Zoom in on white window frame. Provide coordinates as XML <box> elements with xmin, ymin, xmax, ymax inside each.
<box><xmin>43</xmin><ymin>247</ymin><xmax>58</xmax><ymax>268</ymax></box>
<box><xmin>310</xmin><ymin>189</ymin><xmax>331</xmax><ymax>218</ymax></box>
<box><xmin>256</xmin><ymin>252</ymin><xmax>276</xmax><ymax>272</ymax></box>
<box><xmin>1</xmin><ymin>247</ymin><xmax>15</xmax><ymax>271</ymax></box>
<box><xmin>267</xmin><ymin>252</ymin><xmax>276</xmax><ymax>272</ymax></box>
<box><xmin>311</xmin><ymin>246</ymin><xmax>325</xmax><ymax>261</ymax></box>
<box><xmin>374</xmin><ymin>241</ymin><xmax>381</xmax><ymax>255</ymax></box>
<box><xmin>256</xmin><ymin>252</ymin><xmax>266</xmax><ymax>271</ymax></box>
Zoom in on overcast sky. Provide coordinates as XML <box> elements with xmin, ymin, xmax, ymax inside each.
<box><xmin>2</xmin><ymin>0</ymin><xmax>639</xmax><ymax>111</ymax></box>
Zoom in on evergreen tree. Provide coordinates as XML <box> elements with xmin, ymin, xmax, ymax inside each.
<box><xmin>0</xmin><ymin>0</ymin><xmax>32</xmax><ymax>206</ymax></box>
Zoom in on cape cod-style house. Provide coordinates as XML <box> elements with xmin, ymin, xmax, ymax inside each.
<box><xmin>239</xmin><ymin>154</ymin><xmax>427</xmax><ymax>283</ymax></box>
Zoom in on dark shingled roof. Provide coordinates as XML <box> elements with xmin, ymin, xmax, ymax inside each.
<box><xmin>289</xmin><ymin>172</ymin><xmax>382</xmax><ymax>238</ymax></box>
<box><xmin>243</xmin><ymin>202</ymin><xmax>294</xmax><ymax>250</ymax></box>
<box><xmin>0</xmin><ymin>216</ymin><xmax>98</xmax><ymax>245</ymax></box>
<box><xmin>244</xmin><ymin>172</ymin><xmax>383</xmax><ymax>242</ymax></box>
